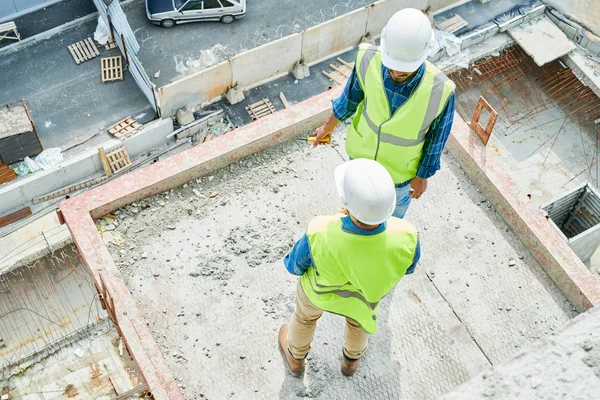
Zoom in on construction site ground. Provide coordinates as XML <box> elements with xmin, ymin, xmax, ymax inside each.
<box><xmin>102</xmin><ymin>124</ymin><xmax>578</xmax><ymax>399</ymax></box>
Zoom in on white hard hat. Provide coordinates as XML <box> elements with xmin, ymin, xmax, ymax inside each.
<box><xmin>334</xmin><ymin>159</ymin><xmax>396</xmax><ymax>225</ymax></box>
<box><xmin>380</xmin><ymin>8</ymin><xmax>434</xmax><ymax>73</ymax></box>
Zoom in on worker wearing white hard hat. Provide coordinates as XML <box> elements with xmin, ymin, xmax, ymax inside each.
<box><xmin>313</xmin><ymin>8</ymin><xmax>456</xmax><ymax>219</ymax></box>
<box><xmin>279</xmin><ymin>159</ymin><xmax>421</xmax><ymax>377</ymax></box>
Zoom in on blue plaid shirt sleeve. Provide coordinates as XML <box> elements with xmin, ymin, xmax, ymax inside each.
<box><xmin>416</xmin><ymin>92</ymin><xmax>456</xmax><ymax>180</ymax></box>
<box><xmin>332</xmin><ymin>68</ymin><xmax>364</xmax><ymax>121</ymax></box>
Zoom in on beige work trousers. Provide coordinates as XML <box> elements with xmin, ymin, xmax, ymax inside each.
<box><xmin>287</xmin><ymin>280</ymin><xmax>369</xmax><ymax>360</ymax></box>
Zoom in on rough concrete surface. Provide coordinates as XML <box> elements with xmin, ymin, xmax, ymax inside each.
<box><xmin>103</xmin><ymin>125</ymin><xmax>576</xmax><ymax>399</ymax></box>
<box><xmin>442</xmin><ymin>305</ymin><xmax>600</xmax><ymax>400</ymax></box>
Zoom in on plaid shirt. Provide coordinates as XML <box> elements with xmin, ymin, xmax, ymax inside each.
<box><xmin>332</xmin><ymin>63</ymin><xmax>456</xmax><ymax>186</ymax></box>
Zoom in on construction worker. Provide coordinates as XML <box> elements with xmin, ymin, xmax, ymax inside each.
<box><xmin>313</xmin><ymin>8</ymin><xmax>456</xmax><ymax>218</ymax></box>
<box><xmin>279</xmin><ymin>159</ymin><xmax>420</xmax><ymax>377</ymax></box>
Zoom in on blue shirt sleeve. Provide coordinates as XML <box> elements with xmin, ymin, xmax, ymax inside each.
<box><xmin>283</xmin><ymin>234</ymin><xmax>313</xmax><ymax>276</ymax></box>
<box><xmin>331</xmin><ymin>68</ymin><xmax>365</xmax><ymax>122</ymax></box>
<box><xmin>405</xmin><ymin>238</ymin><xmax>421</xmax><ymax>275</ymax></box>
<box><xmin>416</xmin><ymin>91</ymin><xmax>456</xmax><ymax>179</ymax></box>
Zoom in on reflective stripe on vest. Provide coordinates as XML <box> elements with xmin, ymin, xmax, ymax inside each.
<box><xmin>345</xmin><ymin>44</ymin><xmax>455</xmax><ymax>183</ymax></box>
<box><xmin>300</xmin><ymin>214</ymin><xmax>419</xmax><ymax>334</ymax></box>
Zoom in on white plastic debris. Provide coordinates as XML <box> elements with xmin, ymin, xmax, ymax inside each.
<box><xmin>431</xmin><ymin>29</ymin><xmax>463</xmax><ymax>58</ymax></box>
<box><xmin>14</xmin><ymin>157</ymin><xmax>41</xmax><ymax>176</ymax></box>
<box><xmin>35</xmin><ymin>148</ymin><xmax>64</xmax><ymax>170</ymax></box>
<box><xmin>93</xmin><ymin>16</ymin><xmax>110</xmax><ymax>45</ymax></box>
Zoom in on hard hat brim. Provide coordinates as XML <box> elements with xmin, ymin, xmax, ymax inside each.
<box><xmin>380</xmin><ymin>31</ymin><xmax>434</xmax><ymax>73</ymax></box>
<box><xmin>334</xmin><ymin>160</ymin><xmax>354</xmax><ymax>202</ymax></box>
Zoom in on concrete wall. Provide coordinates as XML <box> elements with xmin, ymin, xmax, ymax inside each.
<box><xmin>158</xmin><ymin>0</ymin><xmax>450</xmax><ymax>116</ymax></box>
<box><xmin>545</xmin><ymin>0</ymin><xmax>600</xmax><ymax>37</ymax></box>
<box><xmin>232</xmin><ymin>33</ymin><xmax>302</xmax><ymax>90</ymax></box>
<box><xmin>0</xmin><ymin>118</ymin><xmax>173</xmax><ymax>217</ymax></box>
<box><xmin>367</xmin><ymin>0</ymin><xmax>428</xmax><ymax>36</ymax></box>
<box><xmin>302</xmin><ymin>7</ymin><xmax>369</xmax><ymax>65</ymax></box>
<box><xmin>159</xmin><ymin>61</ymin><xmax>232</xmax><ymax>117</ymax></box>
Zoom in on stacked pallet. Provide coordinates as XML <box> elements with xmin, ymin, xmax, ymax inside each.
<box><xmin>0</xmin><ymin>163</ymin><xmax>17</xmax><ymax>185</ymax></box>
<box><xmin>322</xmin><ymin>58</ymin><xmax>355</xmax><ymax>86</ymax></box>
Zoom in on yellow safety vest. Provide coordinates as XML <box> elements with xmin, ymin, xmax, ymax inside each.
<box><xmin>300</xmin><ymin>214</ymin><xmax>419</xmax><ymax>334</ymax></box>
<box><xmin>346</xmin><ymin>44</ymin><xmax>455</xmax><ymax>184</ymax></box>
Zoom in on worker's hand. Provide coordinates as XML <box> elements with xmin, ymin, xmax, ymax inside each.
<box><xmin>313</xmin><ymin>124</ymin><xmax>333</xmax><ymax>148</ymax></box>
<box><xmin>409</xmin><ymin>177</ymin><xmax>428</xmax><ymax>199</ymax></box>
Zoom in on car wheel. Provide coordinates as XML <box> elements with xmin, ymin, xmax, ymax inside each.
<box><xmin>220</xmin><ymin>15</ymin><xmax>235</xmax><ymax>24</ymax></box>
<box><xmin>161</xmin><ymin>19</ymin><xmax>175</xmax><ymax>28</ymax></box>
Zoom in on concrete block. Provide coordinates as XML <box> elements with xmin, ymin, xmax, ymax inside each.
<box><xmin>225</xmin><ymin>86</ymin><xmax>245</xmax><ymax>105</ymax></box>
<box><xmin>176</xmin><ymin>109</ymin><xmax>194</xmax><ymax>126</ymax></box>
<box><xmin>291</xmin><ymin>61</ymin><xmax>310</xmax><ymax>80</ymax></box>
<box><xmin>124</xmin><ymin>118</ymin><xmax>174</xmax><ymax>158</ymax></box>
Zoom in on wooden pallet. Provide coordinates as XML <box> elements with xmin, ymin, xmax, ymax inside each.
<box><xmin>435</xmin><ymin>14</ymin><xmax>468</xmax><ymax>33</ymax></box>
<box><xmin>0</xmin><ymin>163</ymin><xmax>17</xmax><ymax>185</ymax></box>
<box><xmin>101</xmin><ymin>56</ymin><xmax>123</xmax><ymax>83</ymax></box>
<box><xmin>245</xmin><ymin>98</ymin><xmax>276</xmax><ymax>120</ymax></box>
<box><xmin>108</xmin><ymin>116</ymin><xmax>143</xmax><ymax>139</ymax></box>
<box><xmin>0</xmin><ymin>21</ymin><xmax>21</xmax><ymax>41</ymax></box>
<box><xmin>105</xmin><ymin>38</ymin><xmax>118</xmax><ymax>50</ymax></box>
<box><xmin>0</xmin><ymin>206</ymin><xmax>31</xmax><ymax>228</ymax></box>
<box><xmin>67</xmin><ymin>37</ymin><xmax>100</xmax><ymax>64</ymax></box>
<box><xmin>105</xmin><ymin>146</ymin><xmax>131</xmax><ymax>174</ymax></box>
<box><xmin>322</xmin><ymin>58</ymin><xmax>355</xmax><ymax>86</ymax></box>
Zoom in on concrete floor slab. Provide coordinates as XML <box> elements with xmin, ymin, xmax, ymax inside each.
<box><xmin>103</xmin><ymin>124</ymin><xmax>576</xmax><ymax>399</ymax></box>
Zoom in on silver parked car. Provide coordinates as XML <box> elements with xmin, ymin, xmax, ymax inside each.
<box><xmin>146</xmin><ymin>0</ymin><xmax>246</xmax><ymax>28</ymax></box>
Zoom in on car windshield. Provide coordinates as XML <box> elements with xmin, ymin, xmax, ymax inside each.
<box><xmin>174</xmin><ymin>0</ymin><xmax>186</xmax><ymax>9</ymax></box>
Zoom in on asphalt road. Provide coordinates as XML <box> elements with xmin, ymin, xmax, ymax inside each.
<box><xmin>0</xmin><ymin>0</ymin><xmax>96</xmax><ymax>49</ymax></box>
<box><xmin>124</xmin><ymin>0</ymin><xmax>374</xmax><ymax>86</ymax></box>
<box><xmin>0</xmin><ymin>0</ymin><xmax>372</xmax><ymax>154</ymax></box>
<box><xmin>0</xmin><ymin>20</ymin><xmax>153</xmax><ymax>152</ymax></box>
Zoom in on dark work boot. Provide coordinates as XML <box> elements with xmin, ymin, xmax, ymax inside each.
<box><xmin>278</xmin><ymin>324</ymin><xmax>305</xmax><ymax>377</ymax></box>
<box><xmin>341</xmin><ymin>354</ymin><xmax>361</xmax><ymax>376</ymax></box>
